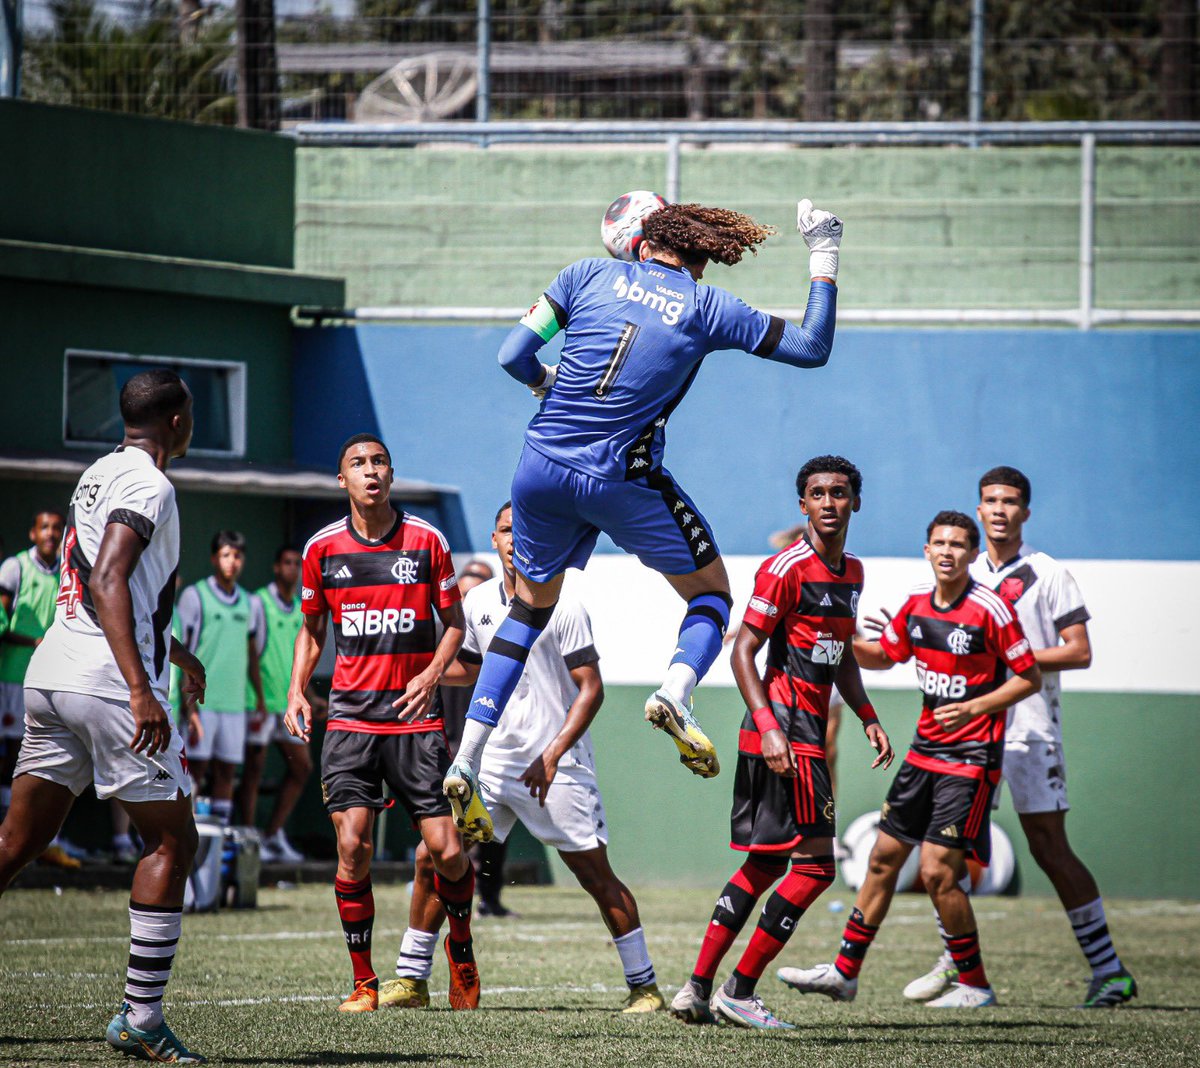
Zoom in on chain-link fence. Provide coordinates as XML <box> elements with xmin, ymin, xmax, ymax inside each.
<box><xmin>14</xmin><ymin>0</ymin><xmax>1200</xmax><ymax>126</ymax></box>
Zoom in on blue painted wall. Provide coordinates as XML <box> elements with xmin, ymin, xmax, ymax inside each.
<box><xmin>294</xmin><ymin>327</ymin><xmax>1200</xmax><ymax>560</ymax></box>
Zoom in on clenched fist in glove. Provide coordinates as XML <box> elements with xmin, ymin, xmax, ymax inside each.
<box><xmin>530</xmin><ymin>362</ymin><xmax>558</xmax><ymax>399</ymax></box>
<box><xmin>797</xmin><ymin>199</ymin><xmax>843</xmax><ymax>283</ymax></box>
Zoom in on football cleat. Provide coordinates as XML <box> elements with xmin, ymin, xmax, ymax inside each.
<box><xmin>669</xmin><ymin>980</ymin><xmax>717</xmax><ymax>1024</ymax></box>
<box><xmin>622</xmin><ymin>983</ymin><xmax>665</xmax><ymax>1014</ymax></box>
<box><xmin>644</xmin><ymin>690</ymin><xmax>719</xmax><ymax>778</ymax></box>
<box><xmin>38</xmin><ymin>843</ymin><xmax>82</xmax><ymax>870</ymax></box>
<box><xmin>444</xmin><ymin>936</ymin><xmax>481</xmax><ymax>1010</ymax></box>
<box><xmin>711</xmin><ymin>982</ymin><xmax>794</xmax><ymax>1030</ymax></box>
<box><xmin>379</xmin><ymin>976</ymin><xmax>430</xmax><ymax>1009</ymax></box>
<box><xmin>105</xmin><ymin>1003</ymin><xmax>206</xmax><ymax>1063</ymax></box>
<box><xmin>925</xmin><ymin>982</ymin><xmax>997</xmax><ymax>1008</ymax></box>
<box><xmin>777</xmin><ymin>961</ymin><xmax>858</xmax><ymax>1002</ymax></box>
<box><xmin>442</xmin><ymin>763</ymin><xmax>494</xmax><ymax>843</ymax></box>
<box><xmin>1077</xmin><ymin>969</ymin><xmax>1137</xmax><ymax>1008</ymax></box>
<box><xmin>338</xmin><ymin>979</ymin><xmax>379</xmax><ymax>1013</ymax></box>
<box><xmin>903</xmin><ymin>950</ymin><xmax>960</xmax><ymax>1001</ymax></box>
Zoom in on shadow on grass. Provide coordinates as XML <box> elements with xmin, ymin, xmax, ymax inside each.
<box><xmin>222</xmin><ymin>1054</ymin><xmax>467</xmax><ymax>1065</ymax></box>
<box><xmin>0</xmin><ymin>1036</ymin><xmax>96</xmax><ymax>1047</ymax></box>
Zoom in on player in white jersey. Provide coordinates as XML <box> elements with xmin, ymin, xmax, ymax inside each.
<box><xmin>0</xmin><ymin>370</ymin><xmax>208</xmax><ymax>1062</ymax></box>
<box><xmin>903</xmin><ymin>466</ymin><xmax>1135</xmax><ymax>1009</ymax></box>
<box><xmin>385</xmin><ymin>502</ymin><xmax>665</xmax><ymax>1015</ymax></box>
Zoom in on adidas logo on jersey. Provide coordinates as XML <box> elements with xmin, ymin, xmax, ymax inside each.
<box><xmin>819</xmin><ymin>593</ymin><xmax>833</xmax><ymax>607</ymax></box>
<box><xmin>333</xmin><ymin>564</ymin><xmax>353</xmax><ymax>580</ymax></box>
<box><xmin>911</xmin><ymin>624</ymin><xmax>923</xmax><ymax>639</ymax></box>
<box><xmin>611</xmin><ymin>276</ymin><xmax>685</xmax><ymax>326</ymax></box>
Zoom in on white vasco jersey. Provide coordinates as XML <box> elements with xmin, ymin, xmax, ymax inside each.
<box><xmin>26</xmin><ymin>447</ymin><xmax>180</xmax><ymax>705</ymax></box>
<box><xmin>970</xmin><ymin>545</ymin><xmax>1090</xmax><ymax>743</ymax></box>
<box><xmin>461</xmin><ymin>578</ymin><xmax>600</xmax><ymax>782</ymax></box>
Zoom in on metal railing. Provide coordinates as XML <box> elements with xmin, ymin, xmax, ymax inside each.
<box><xmin>291</xmin><ymin>120</ymin><xmax>1200</xmax><ymax>331</ymax></box>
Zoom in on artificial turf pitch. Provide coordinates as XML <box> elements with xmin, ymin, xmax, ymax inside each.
<box><xmin>1</xmin><ymin>883</ymin><xmax>1196</xmax><ymax>1067</ymax></box>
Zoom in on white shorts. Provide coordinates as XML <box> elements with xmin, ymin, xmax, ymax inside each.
<box><xmin>16</xmin><ymin>688</ymin><xmax>191</xmax><ymax>803</ymax></box>
<box><xmin>0</xmin><ymin>681</ymin><xmax>25</xmax><ymax>740</ymax></box>
<box><xmin>245</xmin><ymin>711</ymin><xmax>305</xmax><ymax>748</ymax></box>
<box><xmin>479</xmin><ymin>765</ymin><xmax>608</xmax><ymax>853</ymax></box>
<box><xmin>190</xmin><ymin>709</ymin><xmax>247</xmax><ymax>765</ymax></box>
<box><xmin>999</xmin><ymin>738</ymin><xmax>1070</xmax><ymax>815</ymax></box>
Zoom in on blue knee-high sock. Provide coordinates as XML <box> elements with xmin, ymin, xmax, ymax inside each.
<box><xmin>466</xmin><ymin>597</ymin><xmax>556</xmax><ymax>728</ymax></box>
<box><xmin>670</xmin><ymin>591</ymin><xmax>733</xmax><ymax>683</ymax></box>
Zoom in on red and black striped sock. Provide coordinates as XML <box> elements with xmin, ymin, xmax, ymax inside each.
<box><xmin>730</xmin><ymin>856</ymin><xmax>835</xmax><ymax>997</ymax></box>
<box><xmin>434</xmin><ymin>866</ymin><xmax>475</xmax><ymax>945</ymax></box>
<box><xmin>834</xmin><ymin>907</ymin><xmax>879</xmax><ymax>980</ymax></box>
<box><xmin>691</xmin><ymin>855</ymin><xmax>786</xmax><ymax>998</ymax></box>
<box><xmin>946</xmin><ymin>929</ymin><xmax>988</xmax><ymax>988</ymax></box>
<box><xmin>334</xmin><ymin>876</ymin><xmax>376</xmax><ymax>988</ymax></box>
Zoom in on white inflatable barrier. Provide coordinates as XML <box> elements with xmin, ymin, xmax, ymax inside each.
<box><xmin>839</xmin><ymin>811</ymin><xmax>1017</xmax><ymax>895</ymax></box>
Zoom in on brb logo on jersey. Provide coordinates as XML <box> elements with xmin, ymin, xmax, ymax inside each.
<box><xmin>391</xmin><ymin>556</ymin><xmax>420</xmax><ymax>584</ymax></box>
<box><xmin>612</xmin><ymin>276</ymin><xmax>684</xmax><ymax>326</ymax></box>
<box><xmin>916</xmin><ymin>663</ymin><xmax>968</xmax><ymax>700</ymax></box>
<box><xmin>341</xmin><ymin>604</ymin><xmax>417</xmax><ymax>636</ymax></box>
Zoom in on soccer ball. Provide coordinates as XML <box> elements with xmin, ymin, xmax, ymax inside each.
<box><xmin>601</xmin><ymin>190</ymin><xmax>668</xmax><ymax>262</ymax></box>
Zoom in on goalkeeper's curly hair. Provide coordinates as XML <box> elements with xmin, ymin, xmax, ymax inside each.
<box><xmin>641</xmin><ymin>204</ymin><xmax>776</xmax><ymax>267</ymax></box>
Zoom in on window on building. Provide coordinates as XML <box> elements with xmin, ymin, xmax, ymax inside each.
<box><xmin>64</xmin><ymin>350</ymin><xmax>247</xmax><ymax>457</ymax></box>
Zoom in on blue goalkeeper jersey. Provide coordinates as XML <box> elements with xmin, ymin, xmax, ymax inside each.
<box><xmin>523</xmin><ymin>256</ymin><xmax>784</xmax><ymax>481</ymax></box>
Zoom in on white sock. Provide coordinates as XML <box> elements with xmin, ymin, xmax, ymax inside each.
<box><xmin>395</xmin><ymin>927</ymin><xmax>438</xmax><ymax>980</ymax></box>
<box><xmin>613</xmin><ymin>926</ymin><xmax>655</xmax><ymax>988</ymax></box>
<box><xmin>454</xmin><ymin>719</ymin><xmax>494</xmax><ymax>774</ymax></box>
<box><xmin>661</xmin><ymin>663</ymin><xmax>699</xmax><ymax>707</ymax></box>
<box><xmin>211</xmin><ymin>799</ymin><xmax>233</xmax><ymax>826</ymax></box>
<box><xmin>1066</xmin><ymin>897</ymin><xmax>1123</xmax><ymax>978</ymax></box>
<box><xmin>125</xmin><ymin>902</ymin><xmax>182</xmax><ymax>1031</ymax></box>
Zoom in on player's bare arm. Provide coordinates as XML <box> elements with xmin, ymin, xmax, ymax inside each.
<box><xmin>1034</xmin><ymin>620</ymin><xmax>1092</xmax><ymax>672</ymax></box>
<box><xmin>731</xmin><ymin>620</ymin><xmax>796</xmax><ymax>779</ymax></box>
<box><xmin>394</xmin><ymin>600</ymin><xmax>465</xmax><ymax>723</ymax></box>
<box><xmin>247</xmin><ymin>634</ymin><xmax>267</xmax><ymax>714</ymax></box>
<box><xmin>438</xmin><ymin>657</ymin><xmax>482</xmax><ymax>687</ymax></box>
<box><xmin>934</xmin><ymin>662</ymin><xmax>1043</xmax><ymax>731</ymax></box>
<box><xmin>522</xmin><ymin>661</ymin><xmax>604</xmax><ymax>806</ymax></box>
<box><xmin>90</xmin><ymin>522</ymin><xmax>171</xmax><ymax>756</ymax></box>
<box><xmin>852</xmin><ymin>630</ymin><xmax>897</xmax><ymax>672</ymax></box>
<box><xmin>833</xmin><ymin>649</ymin><xmax>894</xmax><ymax>769</ymax></box>
<box><xmin>285</xmin><ymin>612</ymin><xmax>327</xmax><ymax>742</ymax></box>
<box><xmin>168</xmin><ymin>635</ymin><xmax>206</xmax><ymax>707</ymax></box>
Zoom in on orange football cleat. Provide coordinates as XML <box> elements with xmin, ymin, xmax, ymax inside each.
<box><xmin>444</xmin><ymin>936</ymin><xmax>480</xmax><ymax>1010</ymax></box>
<box><xmin>338</xmin><ymin>979</ymin><xmax>379</xmax><ymax>1013</ymax></box>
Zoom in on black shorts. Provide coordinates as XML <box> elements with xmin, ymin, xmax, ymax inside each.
<box><xmin>731</xmin><ymin>749</ymin><xmax>835</xmax><ymax>854</ymax></box>
<box><xmin>878</xmin><ymin>759</ymin><xmax>998</xmax><ymax>865</ymax></box>
<box><xmin>320</xmin><ymin>727</ymin><xmax>452</xmax><ymax>821</ymax></box>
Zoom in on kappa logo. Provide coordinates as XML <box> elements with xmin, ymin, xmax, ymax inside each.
<box><xmin>611</xmin><ymin>276</ymin><xmax>685</xmax><ymax>325</ymax></box>
<box><xmin>689</xmin><ymin>526</ymin><xmax>702</xmax><ymax>539</ymax></box>
<box><xmin>474</xmin><ymin>697</ymin><xmax>498</xmax><ymax>712</ymax></box>
<box><xmin>673</xmin><ymin>501</ymin><xmax>686</xmax><ymax>513</ymax></box>
<box><xmin>333</xmin><ymin>564</ymin><xmax>353</xmax><ymax>581</ymax></box>
<box><xmin>940</xmin><ymin>824</ymin><xmax>960</xmax><ymax>838</ymax></box>
<box><xmin>480</xmin><ymin>614</ymin><xmax>493</xmax><ymax>626</ymax></box>
<box><xmin>153</xmin><ymin>770</ymin><xmax>172</xmax><ymax>781</ymax></box>
<box><xmin>630</xmin><ymin>457</ymin><xmax>649</xmax><ymax>469</ymax></box>
<box><xmin>681</xmin><ymin>511</ymin><xmax>694</xmax><ymax>524</ymax></box>
<box><xmin>696</xmin><ymin>541</ymin><xmax>710</xmax><ymax>554</ymax></box>
<box><xmin>391</xmin><ymin>556</ymin><xmax>420</xmax><ymax>584</ymax></box>
<box><xmin>947</xmin><ymin>627</ymin><xmax>972</xmax><ymax>655</ymax></box>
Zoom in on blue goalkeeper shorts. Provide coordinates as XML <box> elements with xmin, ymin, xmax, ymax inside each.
<box><xmin>510</xmin><ymin>444</ymin><xmax>720</xmax><ymax>582</ymax></box>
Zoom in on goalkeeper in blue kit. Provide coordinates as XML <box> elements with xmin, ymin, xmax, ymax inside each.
<box><xmin>444</xmin><ymin>198</ymin><xmax>845</xmax><ymax>842</ymax></box>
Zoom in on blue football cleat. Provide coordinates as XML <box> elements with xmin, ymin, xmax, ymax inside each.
<box><xmin>105</xmin><ymin>1003</ymin><xmax>206</xmax><ymax>1063</ymax></box>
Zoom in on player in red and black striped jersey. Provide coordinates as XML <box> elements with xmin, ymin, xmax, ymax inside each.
<box><xmin>284</xmin><ymin>434</ymin><xmax>479</xmax><ymax>1014</ymax></box>
<box><xmin>779</xmin><ymin>511</ymin><xmax>1041</xmax><ymax>1010</ymax></box>
<box><xmin>672</xmin><ymin>457</ymin><xmax>894</xmax><ymax>1030</ymax></box>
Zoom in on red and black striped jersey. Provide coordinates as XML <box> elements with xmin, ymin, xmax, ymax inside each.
<box><xmin>301</xmin><ymin>512</ymin><xmax>459</xmax><ymax>733</ymax></box>
<box><xmin>880</xmin><ymin>579</ymin><xmax>1036</xmax><ymax>771</ymax></box>
<box><xmin>739</xmin><ymin>537</ymin><xmax>864</xmax><ymax>756</ymax></box>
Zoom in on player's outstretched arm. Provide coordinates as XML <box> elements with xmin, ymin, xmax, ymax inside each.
<box><xmin>498</xmin><ymin>293</ymin><xmax>566</xmax><ymax>395</ymax></box>
<box><xmin>731</xmin><ymin>621</ymin><xmax>796</xmax><ymax>778</ymax></box>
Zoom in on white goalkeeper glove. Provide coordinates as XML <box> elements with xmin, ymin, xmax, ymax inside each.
<box><xmin>530</xmin><ymin>362</ymin><xmax>558</xmax><ymax>399</ymax></box>
<box><xmin>797</xmin><ymin>199</ymin><xmax>843</xmax><ymax>282</ymax></box>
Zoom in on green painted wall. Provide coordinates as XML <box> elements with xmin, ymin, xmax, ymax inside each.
<box><xmin>579</xmin><ymin>687</ymin><xmax>1200</xmax><ymax>900</ymax></box>
<box><xmin>0</xmin><ymin>100</ymin><xmax>296</xmax><ymax>268</ymax></box>
<box><xmin>295</xmin><ymin>145</ymin><xmax>1200</xmax><ymax>311</ymax></box>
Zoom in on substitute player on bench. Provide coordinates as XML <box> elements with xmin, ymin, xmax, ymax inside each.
<box><xmin>671</xmin><ymin>456</ymin><xmax>892</xmax><ymax>1030</ymax></box>
<box><xmin>390</xmin><ymin>501</ymin><xmax>663</xmax><ymax>1014</ymax></box>
<box><xmin>285</xmin><ymin>434</ymin><xmax>478</xmax><ymax>1013</ymax></box>
<box><xmin>0</xmin><ymin>370</ymin><xmax>207</xmax><ymax>1063</ymax></box>
<box><xmin>902</xmin><ymin>467</ymin><xmax>1136</xmax><ymax>1008</ymax></box>
<box><xmin>779</xmin><ymin>511</ymin><xmax>1041</xmax><ymax>1008</ymax></box>
<box><xmin>444</xmin><ymin>198</ymin><xmax>846</xmax><ymax>842</ymax></box>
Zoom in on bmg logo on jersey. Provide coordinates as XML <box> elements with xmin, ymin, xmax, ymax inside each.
<box><xmin>341</xmin><ymin>606</ymin><xmax>417</xmax><ymax>636</ymax></box>
<box><xmin>916</xmin><ymin>663</ymin><xmax>968</xmax><ymax>699</ymax></box>
<box><xmin>390</xmin><ymin>556</ymin><xmax>420</xmax><ymax>584</ymax></box>
<box><xmin>612</xmin><ymin>276</ymin><xmax>684</xmax><ymax>326</ymax></box>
